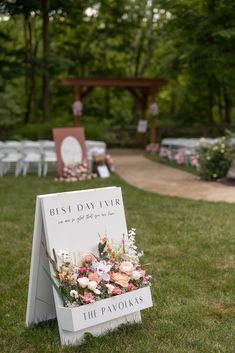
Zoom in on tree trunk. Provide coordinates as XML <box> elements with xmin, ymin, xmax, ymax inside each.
<box><xmin>23</xmin><ymin>13</ymin><xmax>30</xmax><ymax>124</ymax></box>
<box><xmin>224</xmin><ymin>87</ymin><xmax>232</xmax><ymax>126</ymax></box>
<box><xmin>42</xmin><ymin>0</ymin><xmax>50</xmax><ymax>122</ymax></box>
<box><xmin>105</xmin><ymin>88</ymin><xmax>111</xmax><ymax>118</ymax></box>
<box><xmin>207</xmin><ymin>81</ymin><xmax>214</xmax><ymax>125</ymax></box>
<box><xmin>217</xmin><ymin>85</ymin><xmax>224</xmax><ymax>125</ymax></box>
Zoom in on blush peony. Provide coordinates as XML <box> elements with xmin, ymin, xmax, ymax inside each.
<box><xmin>119</xmin><ymin>261</ymin><xmax>134</xmax><ymax>275</ymax></box>
<box><xmin>88</xmin><ymin>272</ymin><xmax>99</xmax><ymax>282</ymax></box>
<box><xmin>131</xmin><ymin>270</ymin><xmax>142</xmax><ymax>280</ymax></box>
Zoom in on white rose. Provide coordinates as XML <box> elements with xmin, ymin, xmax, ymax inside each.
<box><xmin>70</xmin><ymin>290</ymin><xmax>78</xmax><ymax>299</ymax></box>
<box><xmin>88</xmin><ymin>280</ymin><xmax>98</xmax><ymax>291</ymax></box>
<box><xmin>131</xmin><ymin>270</ymin><xmax>142</xmax><ymax>280</ymax></box>
<box><xmin>77</xmin><ymin>277</ymin><xmax>89</xmax><ymax>288</ymax></box>
<box><xmin>94</xmin><ymin>288</ymin><xmax>101</xmax><ymax>295</ymax></box>
<box><xmin>106</xmin><ymin>284</ymin><xmax>115</xmax><ymax>294</ymax></box>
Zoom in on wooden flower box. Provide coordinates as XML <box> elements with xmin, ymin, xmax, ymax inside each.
<box><xmin>57</xmin><ymin>286</ymin><xmax>152</xmax><ymax>333</ymax></box>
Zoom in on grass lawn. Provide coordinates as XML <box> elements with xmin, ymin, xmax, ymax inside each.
<box><xmin>0</xmin><ymin>174</ymin><xmax>235</xmax><ymax>353</ymax></box>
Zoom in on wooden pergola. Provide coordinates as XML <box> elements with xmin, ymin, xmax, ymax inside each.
<box><xmin>61</xmin><ymin>77</ymin><xmax>167</xmax><ymax>143</ymax></box>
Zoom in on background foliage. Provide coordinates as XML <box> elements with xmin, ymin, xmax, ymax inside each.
<box><xmin>0</xmin><ymin>0</ymin><xmax>235</xmax><ymax>144</ymax></box>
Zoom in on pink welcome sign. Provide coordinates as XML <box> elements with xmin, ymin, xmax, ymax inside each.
<box><xmin>53</xmin><ymin>127</ymin><xmax>87</xmax><ymax>177</ymax></box>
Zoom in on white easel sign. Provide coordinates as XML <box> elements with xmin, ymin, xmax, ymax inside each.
<box><xmin>26</xmin><ymin>187</ymin><xmax>153</xmax><ymax>345</ymax></box>
<box><xmin>137</xmin><ymin>120</ymin><xmax>148</xmax><ymax>133</ymax></box>
<box><xmin>97</xmin><ymin>165</ymin><xmax>110</xmax><ymax>178</ymax></box>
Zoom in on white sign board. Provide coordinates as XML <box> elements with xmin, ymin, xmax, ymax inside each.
<box><xmin>137</xmin><ymin>120</ymin><xmax>148</xmax><ymax>133</ymax></box>
<box><xmin>97</xmin><ymin>165</ymin><xmax>110</xmax><ymax>178</ymax></box>
<box><xmin>26</xmin><ymin>187</ymin><xmax>152</xmax><ymax>345</ymax></box>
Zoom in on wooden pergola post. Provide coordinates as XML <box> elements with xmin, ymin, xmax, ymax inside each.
<box><xmin>140</xmin><ymin>91</ymin><xmax>149</xmax><ymax>146</ymax></box>
<box><xmin>149</xmin><ymin>89</ymin><xmax>157</xmax><ymax>144</ymax></box>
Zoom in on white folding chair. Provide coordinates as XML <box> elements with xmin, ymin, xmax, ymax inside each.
<box><xmin>0</xmin><ymin>145</ymin><xmax>23</xmax><ymax>176</ymax></box>
<box><xmin>42</xmin><ymin>150</ymin><xmax>57</xmax><ymax>176</ymax></box>
<box><xmin>22</xmin><ymin>143</ymin><xmax>42</xmax><ymax>176</ymax></box>
<box><xmin>40</xmin><ymin>141</ymin><xmax>57</xmax><ymax>176</ymax></box>
<box><xmin>0</xmin><ymin>148</ymin><xmax>6</xmax><ymax>176</ymax></box>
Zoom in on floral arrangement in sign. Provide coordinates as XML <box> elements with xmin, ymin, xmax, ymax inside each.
<box><xmin>56</xmin><ymin>162</ymin><xmax>97</xmax><ymax>182</ymax></box>
<box><xmin>45</xmin><ymin>229</ymin><xmax>151</xmax><ymax>307</ymax></box>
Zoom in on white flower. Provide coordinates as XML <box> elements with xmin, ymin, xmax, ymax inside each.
<box><xmin>88</xmin><ymin>280</ymin><xmax>98</xmax><ymax>291</ymax></box>
<box><xmin>106</xmin><ymin>284</ymin><xmax>115</xmax><ymax>294</ymax></box>
<box><xmin>57</xmin><ymin>250</ymin><xmax>70</xmax><ymax>262</ymax></box>
<box><xmin>124</xmin><ymin>228</ymin><xmax>138</xmax><ymax>258</ymax></box>
<box><xmin>94</xmin><ymin>288</ymin><xmax>101</xmax><ymax>295</ymax></box>
<box><xmin>77</xmin><ymin>277</ymin><xmax>89</xmax><ymax>288</ymax></box>
<box><xmin>93</xmin><ymin>260</ymin><xmax>112</xmax><ymax>274</ymax></box>
<box><xmin>138</xmin><ymin>251</ymin><xmax>144</xmax><ymax>257</ymax></box>
<box><xmin>131</xmin><ymin>270</ymin><xmax>142</xmax><ymax>280</ymax></box>
<box><xmin>66</xmin><ymin>302</ymin><xmax>79</xmax><ymax>308</ymax></box>
<box><xmin>92</xmin><ymin>260</ymin><xmax>111</xmax><ymax>281</ymax></box>
<box><xmin>102</xmin><ymin>272</ymin><xmax>110</xmax><ymax>281</ymax></box>
<box><xmin>70</xmin><ymin>290</ymin><xmax>78</xmax><ymax>299</ymax></box>
<box><xmin>87</xmin><ymin>280</ymin><xmax>101</xmax><ymax>295</ymax></box>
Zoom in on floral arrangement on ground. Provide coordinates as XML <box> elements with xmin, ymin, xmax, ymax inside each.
<box><xmin>45</xmin><ymin>229</ymin><xmax>151</xmax><ymax>307</ymax></box>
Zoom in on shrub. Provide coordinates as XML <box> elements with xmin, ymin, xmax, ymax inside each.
<box><xmin>198</xmin><ymin>136</ymin><xmax>234</xmax><ymax>181</ymax></box>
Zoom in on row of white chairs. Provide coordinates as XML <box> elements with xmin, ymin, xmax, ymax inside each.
<box><xmin>160</xmin><ymin>137</ymin><xmax>235</xmax><ymax>165</ymax></box>
<box><xmin>161</xmin><ymin>137</ymin><xmax>235</xmax><ymax>150</ymax></box>
<box><xmin>0</xmin><ymin>140</ymin><xmax>56</xmax><ymax>177</ymax></box>
<box><xmin>0</xmin><ymin>140</ymin><xmax>106</xmax><ymax>177</ymax></box>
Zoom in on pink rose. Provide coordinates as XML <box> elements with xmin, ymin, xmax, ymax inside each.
<box><xmin>81</xmin><ymin>292</ymin><xmax>94</xmax><ymax>303</ymax></box>
<box><xmin>112</xmin><ymin>287</ymin><xmax>122</xmax><ymax>295</ymax></box>
<box><xmin>127</xmin><ymin>284</ymin><xmax>136</xmax><ymax>291</ymax></box>
<box><xmin>85</xmin><ymin>255</ymin><xmax>93</xmax><ymax>263</ymax></box>
<box><xmin>79</xmin><ymin>266</ymin><xmax>87</xmax><ymax>274</ymax></box>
